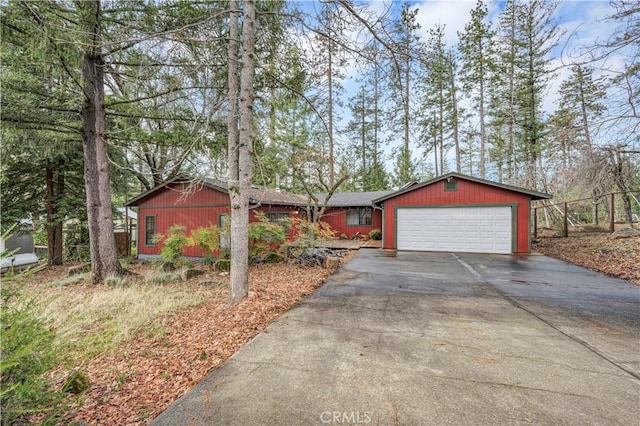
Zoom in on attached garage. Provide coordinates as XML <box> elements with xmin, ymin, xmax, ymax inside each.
<box><xmin>373</xmin><ymin>173</ymin><xmax>550</xmax><ymax>254</ymax></box>
<box><xmin>396</xmin><ymin>206</ymin><xmax>513</xmax><ymax>253</ymax></box>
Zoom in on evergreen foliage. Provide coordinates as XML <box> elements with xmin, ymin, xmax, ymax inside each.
<box><xmin>1</xmin><ymin>228</ymin><xmax>63</xmax><ymax>424</ymax></box>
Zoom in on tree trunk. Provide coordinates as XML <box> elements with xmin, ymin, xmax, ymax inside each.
<box><xmin>403</xmin><ymin>53</ymin><xmax>410</xmax><ymax>170</ymax></box>
<box><xmin>327</xmin><ymin>33</ymin><xmax>335</xmax><ymax>188</ymax></box>
<box><xmin>373</xmin><ymin>52</ymin><xmax>379</xmax><ymax>169</ymax></box>
<box><xmin>80</xmin><ymin>0</ymin><xmax>122</xmax><ymax>283</ymax></box>
<box><xmin>449</xmin><ymin>56</ymin><xmax>461</xmax><ymax>173</ymax></box>
<box><xmin>54</xmin><ymin>168</ymin><xmax>64</xmax><ymax>263</ymax></box>
<box><xmin>432</xmin><ymin>110</ymin><xmax>439</xmax><ymax>176</ymax></box>
<box><xmin>227</xmin><ymin>0</ymin><xmax>257</xmax><ymax>303</ymax></box>
<box><xmin>478</xmin><ymin>42</ymin><xmax>486</xmax><ymax>179</ymax></box>
<box><xmin>360</xmin><ymin>88</ymin><xmax>366</xmax><ymax>189</ymax></box>
<box><xmin>506</xmin><ymin>14</ymin><xmax>517</xmax><ymax>184</ymax></box>
<box><xmin>439</xmin><ymin>98</ymin><xmax>444</xmax><ymax>174</ymax></box>
<box><xmin>227</xmin><ymin>0</ymin><xmax>243</xmax><ymax>302</ymax></box>
<box><xmin>611</xmin><ymin>148</ymin><xmax>635</xmax><ymax>228</ymax></box>
<box><xmin>45</xmin><ymin>162</ymin><xmax>63</xmax><ymax>266</ymax></box>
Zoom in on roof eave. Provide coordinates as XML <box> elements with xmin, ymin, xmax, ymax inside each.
<box><xmin>124</xmin><ymin>177</ymin><xmax>184</xmax><ymax>207</ymax></box>
<box><xmin>125</xmin><ymin>176</ymin><xmax>229</xmax><ymax>207</ymax></box>
<box><xmin>372</xmin><ymin>172</ymin><xmax>552</xmax><ymax>204</ymax></box>
<box><xmin>250</xmin><ymin>200</ymin><xmax>306</xmax><ymax>207</ymax></box>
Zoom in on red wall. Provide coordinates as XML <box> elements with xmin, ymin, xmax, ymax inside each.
<box><xmin>136</xmin><ymin>183</ymin><xmax>299</xmax><ymax>257</ymax></box>
<box><xmin>380</xmin><ymin>179</ymin><xmax>532</xmax><ymax>253</ymax></box>
<box><xmin>321</xmin><ymin>207</ymin><xmax>383</xmax><ymax>239</ymax></box>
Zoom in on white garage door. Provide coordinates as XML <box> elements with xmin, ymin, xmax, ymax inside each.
<box><xmin>396</xmin><ymin>206</ymin><xmax>513</xmax><ymax>254</ymax></box>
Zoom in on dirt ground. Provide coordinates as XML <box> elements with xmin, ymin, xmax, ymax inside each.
<box><xmin>533</xmin><ymin>233</ymin><xmax>640</xmax><ymax>285</ymax></box>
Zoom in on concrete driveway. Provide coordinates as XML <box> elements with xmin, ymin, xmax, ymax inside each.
<box><xmin>152</xmin><ymin>250</ymin><xmax>640</xmax><ymax>425</ymax></box>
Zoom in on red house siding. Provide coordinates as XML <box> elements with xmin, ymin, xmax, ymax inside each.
<box><xmin>380</xmin><ymin>179</ymin><xmax>532</xmax><ymax>253</ymax></box>
<box><xmin>321</xmin><ymin>207</ymin><xmax>383</xmax><ymax>238</ymax></box>
<box><xmin>136</xmin><ymin>183</ymin><xmax>299</xmax><ymax>258</ymax></box>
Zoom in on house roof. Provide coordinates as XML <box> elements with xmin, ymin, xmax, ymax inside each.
<box><xmin>116</xmin><ymin>207</ymin><xmax>137</xmax><ymax>220</ymax></box>
<box><xmin>372</xmin><ymin>172</ymin><xmax>552</xmax><ymax>204</ymax></box>
<box><xmin>248</xmin><ymin>184</ymin><xmax>308</xmax><ymax>206</ymax></box>
<box><xmin>125</xmin><ymin>176</ymin><xmax>308</xmax><ymax>207</ymax></box>
<box><xmin>316</xmin><ymin>191</ymin><xmax>395</xmax><ymax>207</ymax></box>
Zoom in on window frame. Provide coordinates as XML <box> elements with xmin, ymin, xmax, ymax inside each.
<box><xmin>218</xmin><ymin>213</ymin><xmax>230</xmax><ymax>250</ymax></box>
<box><xmin>265</xmin><ymin>211</ymin><xmax>291</xmax><ymax>232</ymax></box>
<box><xmin>444</xmin><ymin>180</ymin><xmax>458</xmax><ymax>192</ymax></box>
<box><xmin>264</xmin><ymin>212</ymin><xmax>289</xmax><ymax>222</ymax></box>
<box><xmin>346</xmin><ymin>207</ymin><xmax>373</xmax><ymax>226</ymax></box>
<box><xmin>144</xmin><ymin>215</ymin><xmax>157</xmax><ymax>246</ymax></box>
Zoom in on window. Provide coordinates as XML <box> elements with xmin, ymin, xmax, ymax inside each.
<box><xmin>144</xmin><ymin>215</ymin><xmax>156</xmax><ymax>246</ymax></box>
<box><xmin>444</xmin><ymin>179</ymin><xmax>458</xmax><ymax>192</ymax></box>
<box><xmin>265</xmin><ymin>212</ymin><xmax>290</xmax><ymax>232</ymax></box>
<box><xmin>265</xmin><ymin>212</ymin><xmax>289</xmax><ymax>222</ymax></box>
<box><xmin>218</xmin><ymin>214</ymin><xmax>230</xmax><ymax>250</ymax></box>
<box><xmin>346</xmin><ymin>207</ymin><xmax>373</xmax><ymax>226</ymax></box>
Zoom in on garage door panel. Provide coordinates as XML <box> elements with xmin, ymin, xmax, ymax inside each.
<box><xmin>397</xmin><ymin>206</ymin><xmax>512</xmax><ymax>254</ymax></box>
<box><xmin>449</xmin><ymin>230</ymin><xmax>464</xmax><ymax>238</ymax></box>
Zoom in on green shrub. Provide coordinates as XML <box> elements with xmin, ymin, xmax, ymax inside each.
<box><xmin>369</xmin><ymin>228</ymin><xmax>382</xmax><ymax>240</ymax></box>
<box><xmin>248</xmin><ymin>212</ymin><xmax>286</xmax><ymax>261</ymax></box>
<box><xmin>145</xmin><ymin>271</ymin><xmax>182</xmax><ymax>285</ymax></box>
<box><xmin>214</xmin><ymin>259</ymin><xmax>231</xmax><ymax>272</ymax></box>
<box><xmin>62</xmin><ymin>370</ymin><xmax>90</xmax><ymax>394</ymax></box>
<box><xmin>264</xmin><ymin>251</ymin><xmax>284</xmax><ymax>263</ymax></box>
<box><xmin>1</xmin><ymin>284</ymin><xmax>63</xmax><ymax>425</ymax></box>
<box><xmin>188</xmin><ymin>225</ymin><xmax>220</xmax><ymax>265</ymax></box>
<box><xmin>292</xmin><ymin>218</ymin><xmax>335</xmax><ymax>247</ymax></box>
<box><xmin>154</xmin><ymin>225</ymin><xmax>188</xmax><ymax>269</ymax></box>
<box><xmin>64</xmin><ymin>225</ymin><xmax>90</xmax><ymax>262</ymax></box>
<box><xmin>1</xmin><ymin>226</ymin><xmax>63</xmax><ymax>423</ymax></box>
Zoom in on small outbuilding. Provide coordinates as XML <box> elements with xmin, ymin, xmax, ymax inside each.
<box><xmin>373</xmin><ymin>172</ymin><xmax>551</xmax><ymax>254</ymax></box>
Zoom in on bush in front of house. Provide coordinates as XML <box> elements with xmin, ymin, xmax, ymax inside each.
<box><xmin>288</xmin><ymin>217</ymin><xmax>335</xmax><ymax>246</ymax></box>
<box><xmin>188</xmin><ymin>225</ymin><xmax>220</xmax><ymax>266</ymax></box>
<box><xmin>369</xmin><ymin>228</ymin><xmax>381</xmax><ymax>240</ymax></box>
<box><xmin>248</xmin><ymin>212</ymin><xmax>286</xmax><ymax>262</ymax></box>
<box><xmin>154</xmin><ymin>224</ymin><xmax>188</xmax><ymax>269</ymax></box>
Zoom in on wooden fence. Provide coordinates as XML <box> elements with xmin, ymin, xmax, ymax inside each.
<box><xmin>532</xmin><ymin>190</ymin><xmax>640</xmax><ymax>238</ymax></box>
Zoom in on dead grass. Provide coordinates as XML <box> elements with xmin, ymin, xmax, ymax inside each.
<box><xmin>15</xmin><ymin>251</ymin><xmax>357</xmax><ymax>425</ymax></box>
<box><xmin>34</xmin><ymin>275</ymin><xmax>218</xmax><ymax>363</ymax></box>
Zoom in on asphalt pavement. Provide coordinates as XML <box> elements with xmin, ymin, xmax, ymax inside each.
<box><xmin>151</xmin><ymin>249</ymin><xmax>640</xmax><ymax>425</ymax></box>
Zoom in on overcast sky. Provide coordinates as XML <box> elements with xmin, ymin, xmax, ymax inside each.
<box><xmin>296</xmin><ymin>0</ymin><xmax>631</xmax><ymax>169</ymax></box>
<box><xmin>344</xmin><ymin>0</ymin><xmax>622</xmax><ymax>112</ymax></box>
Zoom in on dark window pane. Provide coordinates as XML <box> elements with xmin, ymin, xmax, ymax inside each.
<box><xmin>444</xmin><ymin>180</ymin><xmax>458</xmax><ymax>191</ymax></box>
<box><xmin>218</xmin><ymin>214</ymin><xmax>230</xmax><ymax>250</ymax></box>
<box><xmin>145</xmin><ymin>216</ymin><xmax>156</xmax><ymax>246</ymax></box>
<box><xmin>346</xmin><ymin>210</ymin><xmax>360</xmax><ymax>225</ymax></box>
<box><xmin>347</xmin><ymin>207</ymin><xmax>373</xmax><ymax>226</ymax></box>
